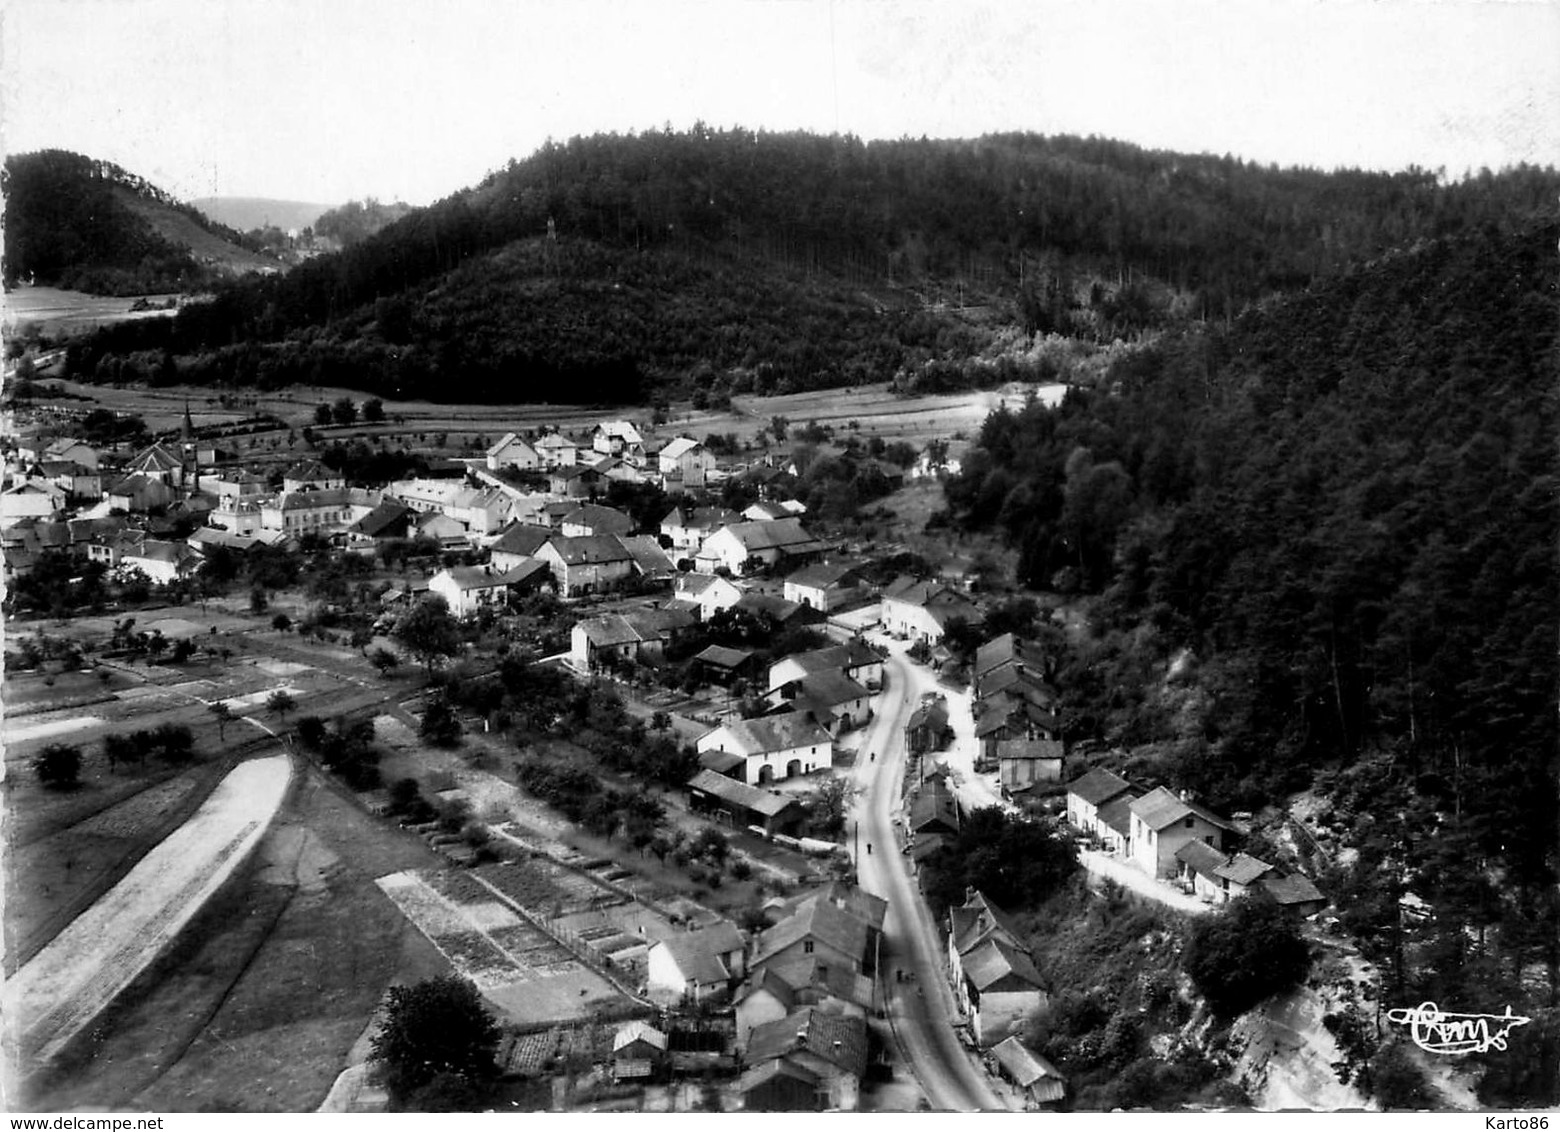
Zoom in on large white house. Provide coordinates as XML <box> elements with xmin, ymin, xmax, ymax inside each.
<box><xmin>1127</xmin><ymin>786</ymin><xmax>1234</xmax><ymax>879</ymax></box>
<box><xmin>880</xmin><ymin>575</ymin><xmax>977</xmax><ymax>645</ymax></box>
<box><xmin>693</xmin><ymin>517</ymin><xmax>828</xmax><ymax>575</ymax></box>
<box><xmin>486</xmin><ymin>432</ymin><xmax>540</xmax><ymax>471</ymax></box>
<box><xmin>657</xmin><ymin>436</ymin><xmax>716</xmax><ymax>486</ymax></box>
<box><xmin>695</xmin><ymin>715</ymin><xmax>833</xmax><ymax>786</ymax></box>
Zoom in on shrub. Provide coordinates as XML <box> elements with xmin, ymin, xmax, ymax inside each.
<box><xmin>1184</xmin><ymin>892</ymin><xmax>1311</xmax><ymax>1018</ymax></box>
<box><xmin>33</xmin><ymin>743</ymin><xmax>82</xmax><ymax>790</ymax></box>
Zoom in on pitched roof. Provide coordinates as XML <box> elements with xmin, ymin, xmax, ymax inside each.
<box><xmin>698</xmin><ymin>748</ymin><xmax>746</xmax><ymax>774</ymax></box>
<box><xmin>1095</xmin><ymin>794</ymin><xmax>1138</xmax><ymax>838</ymax></box>
<box><xmin>655</xmin><ymin>924</ymin><xmax>741</xmax><ymax>985</ymax></box>
<box><xmin>950</xmin><ymin>890</ymin><xmax>1026</xmax><ymax>955</ymax></box>
<box><xmin>990</xmin><ymin>1036</ymin><xmax>1064</xmax><ymax>1098</ymax></box>
<box><xmin>745</xmin><ymin>1008</ymin><xmax>868</xmax><ymax>1078</ymax></box>
<box><xmin>794</xmin><ymin>882</ymin><xmax>888</xmax><ymax>933</ymax></box>
<box><xmin>717</xmin><ymin>517</ymin><xmax>825</xmax><ymax>553</ymax></box>
<box><xmin>703</xmin><ymin>714</ymin><xmax>832</xmax><ymax>756</ymax></box>
<box><xmin>909</xmin><ymin>783</ymin><xmax>960</xmax><ymax>834</ymax></box>
<box><xmin>561</xmin><ymin>503</ymin><xmax>634</xmax><ymax>535</ymax></box>
<box><xmin>543</xmin><ymin>534</ymin><xmax>633</xmax><ymax>565</ymax></box>
<box><xmin>687</xmin><ymin>769</ymin><xmax>799</xmax><ymax>818</ymax></box>
<box><xmin>784</xmin><ymin>561</ymin><xmax>860</xmax><ymax>590</ymax></box>
<box><xmin>961</xmin><ymin>936</ymin><xmax>1046</xmax><ymax>992</ymax></box>
<box><xmin>1128</xmin><ymin>786</ymin><xmax>1235</xmax><ymax>833</ymax></box>
<box><xmin>613</xmin><ymin>1020</ymin><xmax>667</xmax><ymax>1053</ymax></box>
<box><xmin>489</xmin><ymin>522</ymin><xmax>552</xmax><ymax>557</ymax></box>
<box><xmin>350</xmin><ymin>501</ymin><xmax>414</xmax><ymax>538</ymax></box>
<box><xmin>126</xmin><ymin>443</ymin><xmax>182</xmax><ymax>472</ymax></box>
<box><xmin>620</xmin><ymin>534</ymin><xmax>675</xmax><ymax>577</ymax></box>
<box><xmin>441</xmin><ymin>564</ymin><xmax>529</xmax><ymax>591</ymax></box>
<box><xmin>1258</xmin><ymin>872</ymin><xmax>1326</xmax><ymax>906</ymax></box>
<box><xmin>275</xmin><ymin>488</ymin><xmax>353</xmax><ymax>511</ymax></box>
<box><xmin>907</xmin><ymin>700</ymin><xmax>950</xmax><ymax>732</ymax></box>
<box><xmin>283</xmin><ymin>459</ymin><xmax>334</xmax><ymax>481</ymax></box>
<box><xmin>734</xmin><ymin>592</ymin><xmax>817</xmax><ymax>623</ymax></box>
<box><xmin>786</xmin><ymin>670</ymin><xmax>869</xmax><ymax>708</ymax></box>
<box><xmin>753</xmin><ymin>899</ymin><xmax>869</xmax><ymax>970</ymax></box>
<box><xmin>663</xmin><ymin>505</ymin><xmax>741</xmax><ymax>531</ymax></box>
<box><xmin>659</xmin><ymin>436</ymin><xmax>702</xmax><ymax>460</ymax></box>
<box><xmin>594</xmin><ymin>420</ymin><xmax>643</xmax><ymax>444</ymax></box>
<box><xmin>1213</xmin><ymin>852</ymin><xmax>1274</xmax><ymax>886</ymax></box>
<box><xmin>577</xmin><ymin>613</ymin><xmax>647</xmax><ymax>648</ymax></box>
<box><xmin>535</xmin><ymin>432</ymin><xmax>575</xmax><ymax>449</ymax></box>
<box><xmin>696</xmin><ymin>644</ymin><xmax>755</xmax><ymax>669</ymax></box>
<box><xmin>486</xmin><ymin>432</ymin><xmax>535</xmax><ymax>458</ymax></box>
<box><xmin>1174</xmin><ymin>839</ymin><xmax>1229</xmax><ymax>878</ymax></box>
<box><xmin>1068</xmin><ymin>767</ymin><xmax>1135</xmax><ymax>807</ymax></box>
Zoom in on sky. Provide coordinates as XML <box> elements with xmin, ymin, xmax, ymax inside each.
<box><xmin>2</xmin><ymin>0</ymin><xmax>1557</xmax><ymax>207</ymax></box>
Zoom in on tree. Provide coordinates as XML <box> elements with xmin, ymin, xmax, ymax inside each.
<box><xmin>33</xmin><ymin>743</ymin><xmax>82</xmax><ymax>790</ymax></box>
<box><xmin>420</xmin><ymin>697</ymin><xmax>461</xmax><ymax>747</ymax></box>
<box><xmin>250</xmin><ymin>587</ymin><xmax>269</xmax><ymax>614</ymax></box>
<box><xmin>1184</xmin><ymin>891</ymin><xmax>1312</xmax><ymax>1018</ymax></box>
<box><xmin>331</xmin><ymin>397</ymin><xmax>358</xmax><ymax>426</ymax></box>
<box><xmin>268</xmin><ymin>689</ymin><xmax>296</xmax><ymax>719</ymax></box>
<box><xmin>394</xmin><ymin>596</ymin><xmax>462</xmax><ymax>676</ymax></box>
<box><xmin>810</xmin><ymin>775</ymin><xmax>860</xmax><ymax>839</ymax></box>
<box><xmin>371</xmin><ymin>646</ymin><xmax>400</xmax><ymax>676</ymax></box>
<box><xmin>314</xmin><ymin>403</ymin><xmax>334</xmax><ymax>426</ymax></box>
<box><xmin>369</xmin><ymin>976</ymin><xmax>499</xmax><ymax>1102</ymax></box>
<box><xmin>363</xmin><ymin>397</ymin><xmax>385</xmax><ymax>423</ymax></box>
<box><xmin>272</xmin><ymin>612</ymin><xmax>292</xmax><ymax>632</ymax></box>
<box><xmin>208</xmin><ymin>701</ymin><xmax>232</xmax><ymax>742</ymax></box>
<box><xmin>770</xmin><ymin>414</ymin><xmax>789</xmax><ymax>441</ymax></box>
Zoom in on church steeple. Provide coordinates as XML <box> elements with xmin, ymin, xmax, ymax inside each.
<box><xmin>181</xmin><ymin>400</ymin><xmax>195</xmax><ymax>441</ymax></box>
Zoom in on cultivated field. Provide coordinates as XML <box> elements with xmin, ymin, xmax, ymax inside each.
<box><xmin>3</xmin><ymin>286</ymin><xmax>182</xmax><ymax>335</ymax></box>
<box><xmin>6</xmin><ymin>755</ymin><xmax>293</xmax><ymax>1066</ymax></box>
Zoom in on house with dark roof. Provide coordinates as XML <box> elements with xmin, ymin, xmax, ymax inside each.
<box><xmin>569</xmin><ymin>607</ymin><xmax>695</xmax><ymax>670</ymax></box>
<box><xmin>988</xmin><ymin>1036</ymin><xmax>1066</xmax><ymax>1107</ymax></box>
<box><xmin>345</xmin><ymin>500</ymin><xmax>414</xmax><ymax>547</ymax></box>
<box><xmin>646</xmin><ymin>921</ymin><xmax>746</xmax><ymax>1004</ymax></box>
<box><xmin>738</xmin><ymin>1008</ymin><xmax>869</xmax><ymax>1111</ymax></box>
<box><xmin>281</xmin><ymin>459</ymin><xmax>345</xmax><ymax>493</ymax></box>
<box><xmin>765</xmin><ymin>670</ymin><xmax>871</xmax><ymax>735</ymax></box>
<box><xmin>694</xmin><ymin>644</ymin><xmax>759</xmax><ymax>684</ymax></box>
<box><xmin>782</xmin><ymin>560</ymin><xmax>864</xmax><ymax>613</ymax></box>
<box><xmin>1173</xmin><ymin>843</ymin><xmax>1327</xmax><ymax>913</ymax></box>
<box><xmin>734</xmin><ymin>960</ymin><xmax>873</xmax><ymax>1046</ymax></box>
<box><xmin>909</xmin><ymin>778</ymin><xmax>961</xmax><ymax>839</ymax></box>
<box><xmin>1065</xmin><ymin>767</ymin><xmax>1135</xmax><ymax>838</ymax></box>
<box><xmin>560</xmin><ymin>502</ymin><xmax>634</xmax><ymax>538</ymax></box>
<box><xmin>733</xmin><ymin>592</ymin><xmax>824</xmax><ymax>628</ymax></box>
<box><xmin>1094</xmin><ymin>793</ymin><xmax>1137</xmax><ymax>856</ymax></box>
<box><xmin>486</xmin><ymin>432</ymin><xmax>540</xmax><ymax>471</ymax></box>
<box><xmin>694</xmin><ymin>517</ymin><xmax>829</xmax><ymax>576</ymax></box>
<box><xmin>619</xmin><ymin>534</ymin><xmax>676</xmax><ymax>583</ymax></box>
<box><xmin>487</xmin><ymin>521</ymin><xmax>553</xmax><ymax>570</ymax></box>
<box><xmin>695</xmin><ymin>715</ymin><xmax>833</xmax><ymax>785</ymax></box>
<box><xmin>611</xmin><ymin>1020</ymin><xmax>667</xmax><ymax>1080</ymax></box>
<box><xmin>946</xmin><ymin>889</ymin><xmax>1049</xmax><ymax>1048</ymax></box>
<box><xmin>547</xmin><ymin>463</ymin><xmax>601</xmax><ymax>498</ymax></box>
<box><xmin>686</xmin><ymin>770</ymin><xmax>804</xmax><ymax>835</ymax></box>
<box><xmin>103</xmin><ymin>473</ymin><xmax>174</xmax><ymax>513</ymax></box>
<box><xmin>767</xmin><ymin>639</ymin><xmax>882</xmax><ymax>692</ymax></box>
<box><xmin>661</xmin><ymin>506</ymin><xmax>742</xmax><ymax>555</ymax></box>
<box><xmin>428</xmin><ymin>562</ymin><xmax>546</xmax><ymax>617</ymax></box>
<box><xmin>750</xmin><ymin>895</ymin><xmax>876</xmax><ymax>976</ymax></box>
<box><xmin>881</xmin><ymin>575</ymin><xmax>977</xmax><ymax>646</ymax></box>
<box><xmin>905</xmin><ymin>697</ymin><xmax>953</xmax><ymax>756</ymax></box>
<box><xmin>1128</xmin><ymin>786</ymin><xmax>1235</xmax><ymax>879</ymax></box>
<box><xmin>535</xmin><ymin>534</ymin><xmax>635</xmax><ymax>597</ymax></box>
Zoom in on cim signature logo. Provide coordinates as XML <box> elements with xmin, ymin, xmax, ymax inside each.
<box><xmin>1385</xmin><ymin>1001</ymin><xmax>1532</xmax><ymax>1055</ymax></box>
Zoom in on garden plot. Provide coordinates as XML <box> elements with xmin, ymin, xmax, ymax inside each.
<box><xmin>376</xmin><ymin>869</ymin><xmax>627</xmax><ymax>1024</ymax></box>
<box><xmin>72</xmin><ymin>776</ymin><xmax>201</xmax><ymax>839</ymax></box>
<box><xmin>3</xmin><ymin>714</ymin><xmax>104</xmax><ymax>745</ymax></box>
<box><xmin>253</xmin><ymin>659</ymin><xmax>313</xmax><ymax>678</ymax></box>
<box><xmin>5</xmin><ymin>754</ymin><xmax>293</xmax><ymax>1066</ymax></box>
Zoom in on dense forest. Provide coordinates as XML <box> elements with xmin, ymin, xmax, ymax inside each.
<box><xmin>1</xmin><ymin>150</ymin><xmax>264</xmax><ymax>293</ymax></box>
<box><xmin>312</xmin><ymin>198</ymin><xmax>414</xmax><ymax>248</ymax></box>
<box><xmin>56</xmin><ymin>129</ymin><xmax>1560</xmax><ymax>403</ymax></box>
<box><xmin>943</xmin><ymin>220</ymin><xmax>1559</xmax><ymax>1103</ymax></box>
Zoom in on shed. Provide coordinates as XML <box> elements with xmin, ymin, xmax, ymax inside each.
<box><xmin>989</xmin><ymin>1036</ymin><xmax>1065</xmax><ymax>1105</ymax></box>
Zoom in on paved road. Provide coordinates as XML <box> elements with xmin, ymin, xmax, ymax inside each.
<box><xmin>849</xmin><ymin>646</ymin><xmax>1006</xmax><ymax>1112</ymax></box>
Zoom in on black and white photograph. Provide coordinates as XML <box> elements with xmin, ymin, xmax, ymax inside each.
<box><xmin>1</xmin><ymin>0</ymin><xmax>1556</xmax><ymax>1117</ymax></box>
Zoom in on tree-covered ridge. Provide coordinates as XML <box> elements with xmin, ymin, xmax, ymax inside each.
<box><xmin>67</xmin><ymin>129</ymin><xmax>1560</xmax><ymax>402</ymax></box>
<box><xmin>945</xmin><ymin>222</ymin><xmax>1559</xmax><ymax>1084</ymax></box>
<box><xmin>312</xmin><ymin>198</ymin><xmax>415</xmax><ymax>248</ymax></box>
<box><xmin>2</xmin><ymin>150</ymin><xmax>265</xmax><ymax>293</ymax></box>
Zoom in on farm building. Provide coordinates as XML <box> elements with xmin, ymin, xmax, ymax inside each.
<box><xmin>685</xmin><ymin>770</ymin><xmax>804</xmax><ymax>836</ymax></box>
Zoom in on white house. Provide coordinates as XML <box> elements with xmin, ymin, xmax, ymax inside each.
<box><xmin>694</xmin><ymin>517</ymin><xmax>828</xmax><ymax>575</ymax></box>
<box><xmin>428</xmin><ymin>564</ymin><xmax>531</xmax><ymax>618</ymax></box>
<box><xmin>782</xmin><ymin>561</ymin><xmax>862</xmax><ymax>613</ymax></box>
<box><xmin>1127</xmin><ymin>786</ymin><xmax>1234</xmax><ymax>879</ymax></box>
<box><xmin>120</xmin><ymin>539</ymin><xmax>203</xmax><ymax>585</ymax></box>
<box><xmin>674</xmin><ymin>572</ymin><xmax>744</xmax><ymax>620</ymax></box>
<box><xmin>485</xmin><ymin>432</ymin><xmax>540</xmax><ymax>471</ymax></box>
<box><xmin>281</xmin><ymin>459</ymin><xmax>345</xmax><ymax>493</ymax></box>
<box><xmin>1064</xmin><ymin>767</ymin><xmax>1136</xmax><ymax>838</ymax></box>
<box><xmin>645</xmin><ymin>922</ymin><xmax>746</xmax><ymax>1004</ymax></box>
<box><xmin>535</xmin><ymin>432</ymin><xmax>578</xmax><ymax>468</ymax></box>
<box><xmin>880</xmin><ymin>576</ymin><xmax>977</xmax><ymax>645</ymax></box>
<box><xmin>947</xmin><ymin>890</ymin><xmax>1049</xmax><ymax>1048</ymax></box>
<box><xmin>0</xmin><ymin>482</ymin><xmax>64</xmax><ymax>528</ymax></box>
<box><xmin>767</xmin><ymin>640</ymin><xmax>883</xmax><ymax>693</ymax></box>
<box><xmin>657</xmin><ymin>436</ymin><xmax>716</xmax><ymax>486</ymax></box>
<box><xmin>695</xmin><ymin>715</ymin><xmax>833</xmax><ymax>786</ymax></box>
<box><xmin>660</xmin><ymin>506</ymin><xmax>741</xmax><ymax>555</ymax></box>
<box><xmin>592</xmin><ymin>420</ymin><xmax>645</xmax><ymax>464</ymax></box>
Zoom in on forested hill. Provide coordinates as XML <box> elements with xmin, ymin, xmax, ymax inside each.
<box><xmin>65</xmin><ymin>129</ymin><xmax>1558</xmax><ymax>403</ymax></box>
<box><xmin>2</xmin><ymin>150</ymin><xmax>279</xmax><ymax>294</ymax></box>
<box><xmin>945</xmin><ymin>220</ymin><xmax>1559</xmax><ymax>1101</ymax></box>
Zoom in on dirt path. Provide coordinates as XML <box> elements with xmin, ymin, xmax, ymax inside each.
<box><xmin>6</xmin><ymin>755</ymin><xmax>294</xmax><ymax>1067</ymax></box>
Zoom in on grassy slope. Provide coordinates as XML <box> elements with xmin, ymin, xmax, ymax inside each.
<box><xmin>114</xmin><ymin>189</ymin><xmax>280</xmax><ymax>275</ymax></box>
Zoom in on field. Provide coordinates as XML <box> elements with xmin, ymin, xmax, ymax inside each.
<box><xmin>3</xmin><ymin>286</ymin><xmax>182</xmax><ymax>335</ymax></box>
<box><xmin>21</xmin><ymin>764</ymin><xmax>454</xmax><ymax>1113</ymax></box>
<box><xmin>18</xmin><ymin>373</ymin><xmax>1048</xmax><ymax>465</ymax></box>
<box><xmin>7</xmin><ymin>756</ymin><xmax>293</xmax><ymax>1066</ymax></box>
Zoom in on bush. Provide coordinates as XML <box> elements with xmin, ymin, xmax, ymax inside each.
<box><xmin>1184</xmin><ymin>892</ymin><xmax>1311</xmax><ymax>1018</ymax></box>
<box><xmin>33</xmin><ymin>743</ymin><xmax>82</xmax><ymax>790</ymax></box>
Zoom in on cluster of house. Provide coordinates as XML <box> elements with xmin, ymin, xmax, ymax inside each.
<box><xmin>1065</xmin><ymin>768</ymin><xmax>1326</xmax><ymax>914</ymax></box>
<box><xmin>635</xmin><ymin>881</ymin><xmax>885</xmax><ymax>1111</ymax></box>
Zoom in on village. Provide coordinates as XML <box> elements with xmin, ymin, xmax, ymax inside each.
<box><xmin>3</xmin><ymin>393</ymin><xmax>1332</xmax><ymax>1113</ymax></box>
